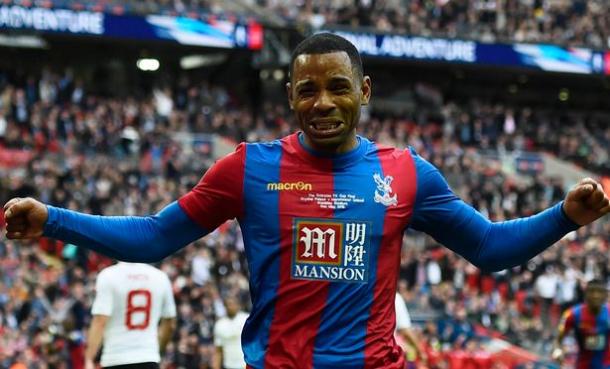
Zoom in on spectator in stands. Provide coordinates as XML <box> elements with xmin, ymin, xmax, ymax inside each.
<box><xmin>213</xmin><ymin>296</ymin><xmax>248</xmax><ymax>369</ymax></box>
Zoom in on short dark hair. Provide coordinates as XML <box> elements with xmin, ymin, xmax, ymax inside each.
<box><xmin>587</xmin><ymin>279</ymin><xmax>607</xmax><ymax>289</ymax></box>
<box><xmin>289</xmin><ymin>33</ymin><xmax>363</xmax><ymax>82</ymax></box>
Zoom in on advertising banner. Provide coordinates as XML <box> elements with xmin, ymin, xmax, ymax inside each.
<box><xmin>0</xmin><ymin>5</ymin><xmax>263</xmax><ymax>49</ymax></box>
<box><xmin>324</xmin><ymin>29</ymin><xmax>606</xmax><ymax>75</ymax></box>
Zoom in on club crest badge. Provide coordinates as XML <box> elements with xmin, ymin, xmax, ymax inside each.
<box><xmin>373</xmin><ymin>173</ymin><xmax>398</xmax><ymax>207</ymax></box>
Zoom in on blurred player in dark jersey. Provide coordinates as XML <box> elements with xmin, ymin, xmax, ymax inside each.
<box><xmin>553</xmin><ymin>279</ymin><xmax>610</xmax><ymax>369</ymax></box>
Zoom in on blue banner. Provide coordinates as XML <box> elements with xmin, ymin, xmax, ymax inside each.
<box><xmin>0</xmin><ymin>5</ymin><xmax>262</xmax><ymax>49</ymax></box>
<box><xmin>515</xmin><ymin>154</ymin><xmax>545</xmax><ymax>175</ymax></box>
<box><xmin>0</xmin><ymin>5</ymin><xmax>104</xmax><ymax>35</ymax></box>
<box><xmin>325</xmin><ymin>29</ymin><xmax>606</xmax><ymax>75</ymax></box>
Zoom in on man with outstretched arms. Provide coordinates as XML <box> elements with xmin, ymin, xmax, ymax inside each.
<box><xmin>5</xmin><ymin>33</ymin><xmax>610</xmax><ymax>369</ymax></box>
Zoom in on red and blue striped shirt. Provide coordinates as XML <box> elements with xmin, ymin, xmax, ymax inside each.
<box><xmin>45</xmin><ymin>132</ymin><xmax>579</xmax><ymax>369</ymax></box>
<box><xmin>560</xmin><ymin>304</ymin><xmax>610</xmax><ymax>369</ymax></box>
<box><xmin>176</xmin><ymin>133</ymin><xmax>576</xmax><ymax>369</ymax></box>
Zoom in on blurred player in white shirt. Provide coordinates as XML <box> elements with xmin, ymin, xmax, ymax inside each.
<box><xmin>85</xmin><ymin>262</ymin><xmax>177</xmax><ymax>369</ymax></box>
<box><xmin>213</xmin><ymin>296</ymin><xmax>248</xmax><ymax>369</ymax></box>
<box><xmin>395</xmin><ymin>292</ymin><xmax>426</xmax><ymax>367</ymax></box>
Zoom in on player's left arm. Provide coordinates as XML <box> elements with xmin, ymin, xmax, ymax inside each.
<box><xmin>408</xmin><ymin>150</ymin><xmax>609</xmax><ymax>272</ymax></box>
<box><xmin>158</xmin><ymin>317</ymin><xmax>177</xmax><ymax>355</ymax></box>
<box><xmin>398</xmin><ymin>328</ymin><xmax>426</xmax><ymax>362</ymax></box>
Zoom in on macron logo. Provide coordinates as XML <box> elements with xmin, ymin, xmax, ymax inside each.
<box><xmin>267</xmin><ymin>181</ymin><xmax>313</xmax><ymax>191</ymax></box>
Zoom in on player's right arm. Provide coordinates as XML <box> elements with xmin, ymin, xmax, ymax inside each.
<box><xmin>552</xmin><ymin>308</ymin><xmax>574</xmax><ymax>362</ymax></box>
<box><xmin>213</xmin><ymin>346</ymin><xmax>223</xmax><ymax>369</ymax></box>
<box><xmin>395</xmin><ymin>294</ymin><xmax>426</xmax><ymax>362</ymax></box>
<box><xmin>159</xmin><ymin>274</ymin><xmax>177</xmax><ymax>355</ymax></box>
<box><xmin>4</xmin><ymin>144</ymin><xmax>246</xmax><ymax>262</ymax></box>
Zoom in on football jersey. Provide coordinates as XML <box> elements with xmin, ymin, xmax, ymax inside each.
<box><xmin>41</xmin><ymin>125</ymin><xmax>577</xmax><ymax>368</ymax></box>
<box><xmin>179</xmin><ymin>133</ymin><xmax>419</xmax><ymax>369</ymax></box>
<box><xmin>560</xmin><ymin>303</ymin><xmax>610</xmax><ymax>369</ymax></box>
<box><xmin>176</xmin><ymin>132</ymin><xmax>576</xmax><ymax>369</ymax></box>
<box><xmin>91</xmin><ymin>262</ymin><xmax>176</xmax><ymax>367</ymax></box>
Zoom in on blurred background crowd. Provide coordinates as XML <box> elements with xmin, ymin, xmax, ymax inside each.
<box><xmin>266</xmin><ymin>0</ymin><xmax>610</xmax><ymax>49</ymax></box>
<box><xmin>0</xmin><ymin>0</ymin><xmax>609</xmax><ymax>369</ymax></box>
<box><xmin>12</xmin><ymin>0</ymin><xmax>610</xmax><ymax>48</ymax></box>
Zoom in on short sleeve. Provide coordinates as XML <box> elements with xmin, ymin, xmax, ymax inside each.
<box><xmin>91</xmin><ymin>271</ymin><xmax>113</xmax><ymax>316</ymax></box>
<box><xmin>161</xmin><ymin>275</ymin><xmax>177</xmax><ymax>318</ymax></box>
<box><xmin>395</xmin><ymin>293</ymin><xmax>412</xmax><ymax>330</ymax></box>
<box><xmin>178</xmin><ymin>143</ymin><xmax>246</xmax><ymax>231</ymax></box>
<box><xmin>558</xmin><ymin>308</ymin><xmax>575</xmax><ymax>335</ymax></box>
<box><xmin>213</xmin><ymin>320</ymin><xmax>224</xmax><ymax>347</ymax></box>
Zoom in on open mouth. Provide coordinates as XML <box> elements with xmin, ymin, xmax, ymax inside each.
<box><xmin>309</xmin><ymin>120</ymin><xmax>344</xmax><ymax>136</ymax></box>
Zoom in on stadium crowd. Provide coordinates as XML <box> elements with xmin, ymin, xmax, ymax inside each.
<box><xmin>0</xmin><ymin>68</ymin><xmax>608</xmax><ymax>369</ymax></box>
<box><xmin>259</xmin><ymin>0</ymin><xmax>610</xmax><ymax>49</ymax></box>
<box><xmin>4</xmin><ymin>0</ymin><xmax>610</xmax><ymax>49</ymax></box>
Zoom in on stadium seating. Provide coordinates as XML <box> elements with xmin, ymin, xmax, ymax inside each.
<box><xmin>237</xmin><ymin>0</ymin><xmax>609</xmax><ymax>49</ymax></box>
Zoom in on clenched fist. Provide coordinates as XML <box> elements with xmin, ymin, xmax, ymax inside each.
<box><xmin>563</xmin><ymin>178</ymin><xmax>610</xmax><ymax>226</ymax></box>
<box><xmin>3</xmin><ymin>197</ymin><xmax>48</xmax><ymax>240</ymax></box>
